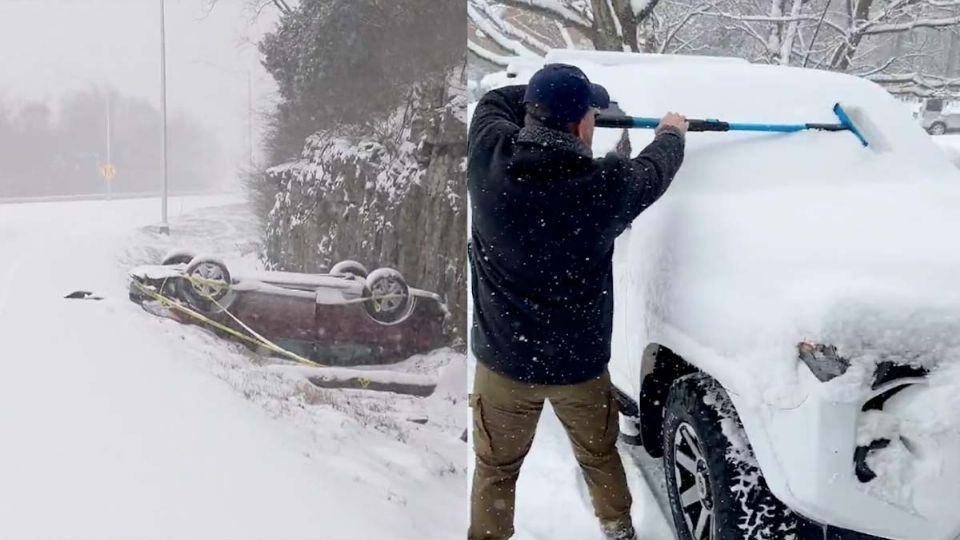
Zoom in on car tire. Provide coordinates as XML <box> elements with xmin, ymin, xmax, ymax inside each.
<box><xmin>929</xmin><ymin>122</ymin><xmax>947</xmax><ymax>135</ymax></box>
<box><xmin>161</xmin><ymin>249</ymin><xmax>196</xmax><ymax>266</ymax></box>
<box><xmin>330</xmin><ymin>260</ymin><xmax>368</xmax><ymax>279</ymax></box>
<box><xmin>363</xmin><ymin>268</ymin><xmax>413</xmax><ymax>325</ymax></box>
<box><xmin>663</xmin><ymin>373</ymin><xmax>798</xmax><ymax>540</ymax></box>
<box><xmin>179</xmin><ymin>257</ymin><xmax>233</xmax><ymax>313</ymax></box>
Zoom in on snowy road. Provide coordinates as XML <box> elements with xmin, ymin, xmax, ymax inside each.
<box><xmin>0</xmin><ymin>195</ymin><xmax>465</xmax><ymax>540</ymax></box>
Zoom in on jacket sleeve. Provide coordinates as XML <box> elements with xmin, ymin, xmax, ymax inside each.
<box><xmin>600</xmin><ymin>128</ymin><xmax>685</xmax><ymax>231</ymax></box>
<box><xmin>468</xmin><ymin>85</ymin><xmax>527</xmax><ymax>151</ymax></box>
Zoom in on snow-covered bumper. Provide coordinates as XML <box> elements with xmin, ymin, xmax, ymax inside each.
<box><xmin>741</xmin><ymin>359</ymin><xmax>960</xmax><ymax>540</ymax></box>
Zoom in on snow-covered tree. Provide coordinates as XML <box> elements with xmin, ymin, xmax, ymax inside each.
<box><xmin>249</xmin><ymin>0</ymin><xmax>468</xmax><ymax>340</ymax></box>
<box><xmin>470</xmin><ymin>0</ymin><xmax>960</xmax><ymax>97</ymax></box>
<box><xmin>468</xmin><ymin>0</ymin><xmax>667</xmax><ymax>59</ymax></box>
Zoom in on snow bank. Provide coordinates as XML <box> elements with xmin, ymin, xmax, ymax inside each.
<box><xmin>932</xmin><ymin>134</ymin><xmax>960</xmax><ymax>168</ymax></box>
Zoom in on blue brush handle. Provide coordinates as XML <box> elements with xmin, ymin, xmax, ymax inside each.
<box><xmin>595</xmin><ymin>103</ymin><xmax>868</xmax><ymax>146</ymax></box>
<box><xmin>597</xmin><ymin>115</ymin><xmax>844</xmax><ymax>134</ymax></box>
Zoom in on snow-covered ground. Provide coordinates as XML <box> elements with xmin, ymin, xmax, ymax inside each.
<box><xmin>0</xmin><ymin>194</ymin><xmax>466</xmax><ymax>539</ymax></box>
<box><xmin>932</xmin><ymin>134</ymin><xmax>960</xmax><ymax>168</ymax></box>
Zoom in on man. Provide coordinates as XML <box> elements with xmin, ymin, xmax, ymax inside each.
<box><xmin>467</xmin><ymin>63</ymin><xmax>687</xmax><ymax>540</ymax></box>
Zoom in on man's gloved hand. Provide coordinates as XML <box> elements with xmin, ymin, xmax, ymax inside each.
<box><xmin>656</xmin><ymin>112</ymin><xmax>689</xmax><ymax>136</ymax></box>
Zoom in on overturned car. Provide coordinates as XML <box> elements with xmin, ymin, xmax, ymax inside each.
<box><xmin>129</xmin><ymin>252</ymin><xmax>449</xmax><ymax>366</ymax></box>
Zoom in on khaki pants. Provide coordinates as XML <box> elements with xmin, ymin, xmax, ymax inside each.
<box><xmin>468</xmin><ymin>362</ymin><xmax>633</xmax><ymax>540</ymax></box>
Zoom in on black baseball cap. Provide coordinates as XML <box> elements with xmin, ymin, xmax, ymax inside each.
<box><xmin>523</xmin><ymin>63</ymin><xmax>610</xmax><ymax>127</ymax></box>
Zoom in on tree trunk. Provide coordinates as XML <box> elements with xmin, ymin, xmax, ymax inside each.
<box><xmin>613</xmin><ymin>0</ymin><xmax>641</xmax><ymax>51</ymax></box>
<box><xmin>591</xmin><ymin>0</ymin><xmax>626</xmax><ymax>50</ymax></box>
<box><xmin>831</xmin><ymin>0</ymin><xmax>873</xmax><ymax>71</ymax></box>
<box><xmin>947</xmin><ymin>29</ymin><xmax>960</xmax><ymax>77</ymax></box>
<box><xmin>779</xmin><ymin>0</ymin><xmax>804</xmax><ymax>65</ymax></box>
<box><xmin>766</xmin><ymin>0</ymin><xmax>786</xmax><ymax>62</ymax></box>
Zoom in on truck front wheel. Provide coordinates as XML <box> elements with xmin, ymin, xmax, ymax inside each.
<box><xmin>663</xmin><ymin>373</ymin><xmax>798</xmax><ymax>540</ymax></box>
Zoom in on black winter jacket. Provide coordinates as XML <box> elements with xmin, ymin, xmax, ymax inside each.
<box><xmin>468</xmin><ymin>85</ymin><xmax>685</xmax><ymax>385</ymax></box>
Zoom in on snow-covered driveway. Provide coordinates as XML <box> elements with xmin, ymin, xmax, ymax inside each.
<box><xmin>0</xmin><ymin>195</ymin><xmax>465</xmax><ymax>540</ymax></box>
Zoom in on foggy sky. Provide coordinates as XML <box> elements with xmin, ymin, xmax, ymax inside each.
<box><xmin>0</xmin><ymin>0</ymin><xmax>280</xmax><ymax>185</ymax></box>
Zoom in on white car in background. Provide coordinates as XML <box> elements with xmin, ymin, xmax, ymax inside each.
<box><xmin>481</xmin><ymin>50</ymin><xmax>960</xmax><ymax>540</ymax></box>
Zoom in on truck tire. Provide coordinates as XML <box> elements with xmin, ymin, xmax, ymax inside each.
<box><xmin>663</xmin><ymin>373</ymin><xmax>797</xmax><ymax>540</ymax></box>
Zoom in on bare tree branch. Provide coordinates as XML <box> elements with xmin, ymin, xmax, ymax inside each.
<box><xmin>862</xmin><ymin>14</ymin><xmax>960</xmax><ymax>34</ymax></box>
<box><xmin>468</xmin><ymin>41</ymin><xmax>513</xmax><ymax>66</ymax></box>
<box><xmin>471</xmin><ymin>0</ymin><xmax>553</xmax><ymax>53</ymax></box>
<box><xmin>468</xmin><ymin>2</ymin><xmax>541</xmax><ymax>56</ymax></box>
<box><xmin>497</xmin><ymin>0</ymin><xmax>593</xmax><ymax>31</ymax></box>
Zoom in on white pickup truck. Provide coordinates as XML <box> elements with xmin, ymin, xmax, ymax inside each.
<box><xmin>479</xmin><ymin>50</ymin><xmax>960</xmax><ymax>540</ymax></box>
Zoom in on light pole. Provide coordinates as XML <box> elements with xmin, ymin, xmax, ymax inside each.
<box><xmin>105</xmin><ymin>91</ymin><xmax>112</xmax><ymax>200</ymax></box>
<box><xmin>159</xmin><ymin>0</ymin><xmax>170</xmax><ymax>234</ymax></box>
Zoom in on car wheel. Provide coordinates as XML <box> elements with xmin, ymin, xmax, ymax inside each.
<box><xmin>364</xmin><ymin>268</ymin><xmax>413</xmax><ymax>325</ymax></box>
<box><xmin>180</xmin><ymin>257</ymin><xmax>233</xmax><ymax>313</ymax></box>
<box><xmin>663</xmin><ymin>373</ymin><xmax>797</xmax><ymax>540</ymax></box>
<box><xmin>161</xmin><ymin>249</ymin><xmax>196</xmax><ymax>266</ymax></box>
<box><xmin>929</xmin><ymin>122</ymin><xmax>947</xmax><ymax>135</ymax></box>
<box><xmin>330</xmin><ymin>260</ymin><xmax>368</xmax><ymax>279</ymax></box>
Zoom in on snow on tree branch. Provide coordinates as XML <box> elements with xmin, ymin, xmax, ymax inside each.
<box><xmin>870</xmin><ymin>72</ymin><xmax>960</xmax><ymax>96</ymax></box>
<box><xmin>468</xmin><ymin>1</ymin><xmax>541</xmax><ymax>56</ymax></box>
<box><xmin>861</xmin><ymin>14</ymin><xmax>960</xmax><ymax>34</ymax></box>
<box><xmin>497</xmin><ymin>0</ymin><xmax>594</xmax><ymax>30</ymax></box>
<box><xmin>468</xmin><ymin>41</ymin><xmax>513</xmax><ymax>66</ymax></box>
<box><xmin>471</xmin><ymin>0</ymin><xmax>554</xmax><ymax>53</ymax></box>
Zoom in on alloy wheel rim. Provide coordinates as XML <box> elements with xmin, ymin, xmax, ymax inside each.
<box><xmin>674</xmin><ymin>422</ymin><xmax>714</xmax><ymax>540</ymax></box>
<box><xmin>372</xmin><ymin>278</ymin><xmax>405</xmax><ymax>312</ymax></box>
<box><xmin>190</xmin><ymin>263</ymin><xmax>226</xmax><ymax>298</ymax></box>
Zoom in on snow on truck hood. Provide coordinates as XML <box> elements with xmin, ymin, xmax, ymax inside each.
<box><xmin>585</xmin><ymin>60</ymin><xmax>960</xmax><ymax>385</ymax></box>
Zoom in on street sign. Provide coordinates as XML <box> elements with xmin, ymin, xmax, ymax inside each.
<box><xmin>100</xmin><ymin>163</ymin><xmax>117</xmax><ymax>181</ymax></box>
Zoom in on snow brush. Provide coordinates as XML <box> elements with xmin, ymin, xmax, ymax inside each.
<box><xmin>596</xmin><ymin>103</ymin><xmax>883</xmax><ymax>148</ymax></box>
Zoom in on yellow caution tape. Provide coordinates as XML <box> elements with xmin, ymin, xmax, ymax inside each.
<box><xmin>132</xmin><ymin>278</ymin><xmax>327</xmax><ymax>369</ymax></box>
<box><xmin>131</xmin><ymin>273</ymin><xmax>392</xmax><ymax>390</ymax></box>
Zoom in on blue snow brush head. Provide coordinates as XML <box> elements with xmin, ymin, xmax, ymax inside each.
<box><xmin>832</xmin><ymin>103</ymin><xmax>889</xmax><ymax>151</ymax></box>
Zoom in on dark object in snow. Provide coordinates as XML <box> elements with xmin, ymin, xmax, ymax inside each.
<box><xmin>871</xmin><ymin>360</ymin><xmax>928</xmax><ymax>390</ymax></box>
<box><xmin>65</xmin><ymin>291</ymin><xmax>103</xmax><ymax>301</ymax></box>
<box><xmin>663</xmin><ymin>373</ymin><xmax>798</xmax><ymax>540</ymax></box>
<box><xmin>798</xmin><ymin>341</ymin><xmax>850</xmax><ymax>382</ymax></box>
<box><xmin>128</xmin><ymin>255</ymin><xmax>449</xmax><ymax>366</ymax></box>
<box><xmin>307</xmin><ymin>376</ymin><xmax>434</xmax><ymax>397</ymax></box>
<box><xmin>854</xmin><ymin>438</ymin><xmax>891</xmax><ymax>483</ymax></box>
<box><xmin>468</xmin><ymin>85</ymin><xmax>684</xmax><ymax>385</ymax></box>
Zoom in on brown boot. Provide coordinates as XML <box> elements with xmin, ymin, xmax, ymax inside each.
<box><xmin>601</xmin><ymin>520</ymin><xmax>638</xmax><ymax>540</ymax></box>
